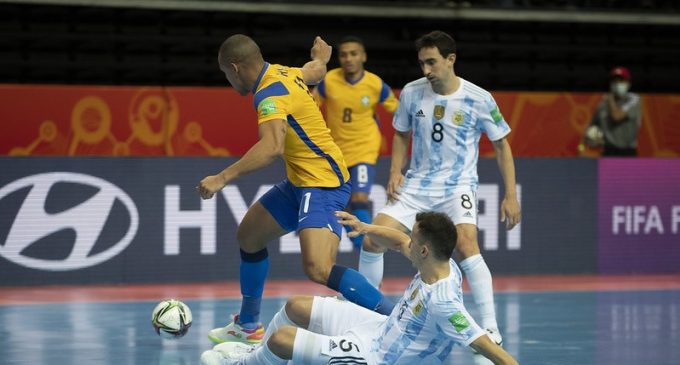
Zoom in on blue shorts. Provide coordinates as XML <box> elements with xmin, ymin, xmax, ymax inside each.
<box><xmin>259</xmin><ymin>179</ymin><xmax>351</xmax><ymax>238</ymax></box>
<box><xmin>348</xmin><ymin>163</ymin><xmax>375</xmax><ymax>194</ymax></box>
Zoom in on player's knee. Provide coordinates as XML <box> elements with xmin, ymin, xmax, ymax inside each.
<box><xmin>302</xmin><ymin>261</ymin><xmax>332</xmax><ymax>285</ymax></box>
<box><xmin>454</xmin><ymin>235</ymin><xmax>480</xmax><ymax>258</ymax></box>
<box><xmin>285</xmin><ymin>296</ymin><xmax>313</xmax><ymax>328</ymax></box>
<box><xmin>267</xmin><ymin>326</ymin><xmax>296</xmax><ymax>359</ymax></box>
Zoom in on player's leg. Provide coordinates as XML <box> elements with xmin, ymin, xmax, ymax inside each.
<box><xmin>203</xmin><ymin>327</ymin><xmax>369</xmax><ymax>365</ymax></box>
<box><xmin>359</xmin><ymin>192</ymin><xmax>420</xmax><ymax>288</ymax></box>
<box><xmin>347</xmin><ymin>163</ymin><xmax>375</xmax><ymax>249</ymax></box>
<box><xmin>208</xmin><ymin>182</ymin><xmax>294</xmax><ymax>345</ymax></box>
<box><xmin>447</xmin><ymin>192</ymin><xmax>501</xmax><ymax>344</ymax></box>
<box><xmin>297</xmin><ymin>184</ymin><xmax>394</xmax><ymax>315</ymax></box>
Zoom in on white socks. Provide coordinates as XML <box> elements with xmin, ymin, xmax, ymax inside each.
<box><xmin>292</xmin><ymin>328</ymin><xmax>325</xmax><ymax>365</ymax></box>
<box><xmin>459</xmin><ymin>254</ymin><xmax>498</xmax><ymax>330</ymax></box>
<box><xmin>359</xmin><ymin>248</ymin><xmax>384</xmax><ymax>288</ymax></box>
<box><xmin>244</xmin><ymin>342</ymin><xmax>287</xmax><ymax>365</ymax></box>
<box><xmin>262</xmin><ymin>305</ymin><xmax>295</xmax><ymax>344</ymax></box>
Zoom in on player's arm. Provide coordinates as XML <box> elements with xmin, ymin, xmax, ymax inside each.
<box><xmin>301</xmin><ymin>36</ymin><xmax>332</xmax><ymax>85</ymax></box>
<box><xmin>492</xmin><ymin>138</ymin><xmax>521</xmax><ymax>230</ymax></box>
<box><xmin>469</xmin><ymin>335</ymin><xmax>519</xmax><ymax>365</ymax></box>
<box><xmin>387</xmin><ymin>130</ymin><xmax>410</xmax><ymax>202</ymax></box>
<box><xmin>197</xmin><ymin>119</ymin><xmax>286</xmax><ymax>199</ymax></box>
<box><xmin>378</xmin><ymin>81</ymin><xmax>399</xmax><ymax>113</ymax></box>
<box><xmin>606</xmin><ymin>94</ymin><xmax>628</xmax><ymax>122</ymax></box>
<box><xmin>336</xmin><ymin>211</ymin><xmax>411</xmax><ymax>257</ymax></box>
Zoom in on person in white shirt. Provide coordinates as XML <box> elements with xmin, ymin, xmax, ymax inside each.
<box><xmin>200</xmin><ymin>211</ymin><xmax>519</xmax><ymax>365</ymax></box>
<box><xmin>358</xmin><ymin>30</ymin><xmax>522</xmax><ymax>346</ymax></box>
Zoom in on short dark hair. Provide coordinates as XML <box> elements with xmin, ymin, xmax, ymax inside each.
<box><xmin>218</xmin><ymin>34</ymin><xmax>263</xmax><ymax>65</ymax></box>
<box><xmin>338</xmin><ymin>35</ymin><xmax>365</xmax><ymax>49</ymax></box>
<box><xmin>415</xmin><ymin>31</ymin><xmax>456</xmax><ymax>59</ymax></box>
<box><xmin>415</xmin><ymin>211</ymin><xmax>457</xmax><ymax>260</ymax></box>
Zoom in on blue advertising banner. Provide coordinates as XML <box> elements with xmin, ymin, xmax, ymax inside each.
<box><xmin>0</xmin><ymin>157</ymin><xmax>598</xmax><ymax>286</ymax></box>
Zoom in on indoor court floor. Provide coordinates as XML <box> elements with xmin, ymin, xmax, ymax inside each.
<box><xmin>1</xmin><ymin>275</ymin><xmax>679</xmax><ymax>365</ymax></box>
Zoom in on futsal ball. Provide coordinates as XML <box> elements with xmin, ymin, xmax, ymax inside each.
<box><xmin>151</xmin><ymin>299</ymin><xmax>193</xmax><ymax>339</ymax></box>
<box><xmin>584</xmin><ymin>125</ymin><xmax>604</xmax><ymax>147</ymax></box>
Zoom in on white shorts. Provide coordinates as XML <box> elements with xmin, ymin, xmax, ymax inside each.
<box><xmin>307</xmin><ymin>296</ymin><xmax>386</xmax><ymax>365</ymax></box>
<box><xmin>379</xmin><ymin>189</ymin><xmax>478</xmax><ymax>231</ymax></box>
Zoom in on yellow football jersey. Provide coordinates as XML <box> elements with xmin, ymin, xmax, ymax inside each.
<box><xmin>253</xmin><ymin>62</ymin><xmax>349</xmax><ymax>188</ymax></box>
<box><xmin>314</xmin><ymin>68</ymin><xmax>398</xmax><ymax>166</ymax></box>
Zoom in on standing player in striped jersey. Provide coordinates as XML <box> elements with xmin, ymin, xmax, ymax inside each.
<box><xmin>197</xmin><ymin>34</ymin><xmax>394</xmax><ymax>346</ymax></box>
<box><xmin>200</xmin><ymin>211</ymin><xmax>519</xmax><ymax>365</ymax></box>
<box><xmin>313</xmin><ymin>36</ymin><xmax>399</xmax><ymax>250</ymax></box>
<box><xmin>358</xmin><ymin>30</ymin><xmax>522</xmax><ymax>346</ymax></box>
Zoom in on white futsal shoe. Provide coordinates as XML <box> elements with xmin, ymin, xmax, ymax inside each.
<box><xmin>200</xmin><ymin>342</ymin><xmax>257</xmax><ymax>365</ymax></box>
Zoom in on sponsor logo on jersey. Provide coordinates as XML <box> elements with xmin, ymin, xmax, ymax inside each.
<box><xmin>434</xmin><ymin>105</ymin><xmax>445</xmax><ymax>120</ymax></box>
<box><xmin>490</xmin><ymin>106</ymin><xmax>504</xmax><ymax>124</ymax></box>
<box><xmin>448</xmin><ymin>311</ymin><xmax>470</xmax><ymax>332</ymax></box>
<box><xmin>463</xmin><ymin>211</ymin><xmax>473</xmax><ymax>218</ymax></box>
<box><xmin>258</xmin><ymin>98</ymin><xmax>278</xmax><ymax>117</ymax></box>
<box><xmin>329</xmin><ymin>339</ymin><xmax>338</xmax><ymax>351</ymax></box>
<box><xmin>415</xmin><ymin>109</ymin><xmax>426</xmax><ymax>118</ymax></box>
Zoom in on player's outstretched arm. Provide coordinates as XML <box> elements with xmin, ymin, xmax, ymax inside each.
<box><xmin>387</xmin><ymin>130</ymin><xmax>410</xmax><ymax>202</ymax></box>
<box><xmin>301</xmin><ymin>36</ymin><xmax>332</xmax><ymax>85</ymax></box>
<box><xmin>492</xmin><ymin>137</ymin><xmax>521</xmax><ymax>230</ymax></box>
<box><xmin>469</xmin><ymin>335</ymin><xmax>519</xmax><ymax>365</ymax></box>
<box><xmin>197</xmin><ymin>119</ymin><xmax>287</xmax><ymax>199</ymax></box>
<box><xmin>336</xmin><ymin>211</ymin><xmax>411</xmax><ymax>256</ymax></box>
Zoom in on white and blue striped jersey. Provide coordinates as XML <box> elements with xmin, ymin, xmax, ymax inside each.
<box><xmin>393</xmin><ymin>77</ymin><xmax>511</xmax><ymax>196</ymax></box>
<box><xmin>370</xmin><ymin>259</ymin><xmax>485</xmax><ymax>364</ymax></box>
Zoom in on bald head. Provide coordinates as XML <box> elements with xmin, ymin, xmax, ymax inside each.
<box><xmin>218</xmin><ymin>34</ymin><xmax>263</xmax><ymax>66</ymax></box>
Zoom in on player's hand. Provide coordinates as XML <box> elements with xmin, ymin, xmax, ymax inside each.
<box><xmin>310</xmin><ymin>36</ymin><xmax>332</xmax><ymax>64</ymax></box>
<box><xmin>197</xmin><ymin>174</ymin><xmax>226</xmax><ymax>200</ymax></box>
<box><xmin>335</xmin><ymin>211</ymin><xmax>366</xmax><ymax>237</ymax></box>
<box><xmin>386</xmin><ymin>172</ymin><xmax>404</xmax><ymax>203</ymax></box>
<box><xmin>500</xmin><ymin>196</ymin><xmax>521</xmax><ymax>230</ymax></box>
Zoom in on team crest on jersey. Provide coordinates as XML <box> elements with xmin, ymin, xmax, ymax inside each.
<box><xmin>409</xmin><ymin>287</ymin><xmax>419</xmax><ymax>300</ymax></box>
<box><xmin>433</xmin><ymin>105</ymin><xmax>446</xmax><ymax>120</ymax></box>
<box><xmin>361</xmin><ymin>95</ymin><xmax>370</xmax><ymax>106</ymax></box>
<box><xmin>413</xmin><ymin>300</ymin><xmax>424</xmax><ymax>316</ymax></box>
<box><xmin>453</xmin><ymin>110</ymin><xmax>464</xmax><ymax>125</ymax></box>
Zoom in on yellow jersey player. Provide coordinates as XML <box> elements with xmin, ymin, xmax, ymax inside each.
<box><xmin>197</xmin><ymin>35</ymin><xmax>394</xmax><ymax>346</ymax></box>
<box><xmin>313</xmin><ymin>36</ymin><xmax>398</xmax><ymax>251</ymax></box>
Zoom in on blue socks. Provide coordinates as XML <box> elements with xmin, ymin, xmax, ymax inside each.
<box><xmin>239</xmin><ymin>248</ymin><xmax>269</xmax><ymax>325</ymax></box>
<box><xmin>349</xmin><ymin>201</ymin><xmax>372</xmax><ymax>249</ymax></box>
<box><xmin>327</xmin><ymin>264</ymin><xmax>394</xmax><ymax>315</ymax></box>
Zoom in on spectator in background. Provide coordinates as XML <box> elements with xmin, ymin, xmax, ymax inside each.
<box><xmin>582</xmin><ymin>66</ymin><xmax>642</xmax><ymax>156</ymax></box>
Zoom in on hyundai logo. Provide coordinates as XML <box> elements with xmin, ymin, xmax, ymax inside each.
<box><xmin>0</xmin><ymin>172</ymin><xmax>139</xmax><ymax>271</ymax></box>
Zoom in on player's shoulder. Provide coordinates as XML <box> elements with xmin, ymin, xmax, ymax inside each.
<box><xmin>401</xmin><ymin>77</ymin><xmax>430</xmax><ymax>95</ymax></box>
<box><xmin>325</xmin><ymin>68</ymin><xmax>344</xmax><ymax>80</ymax></box>
<box><xmin>459</xmin><ymin>77</ymin><xmax>493</xmax><ymax>101</ymax></box>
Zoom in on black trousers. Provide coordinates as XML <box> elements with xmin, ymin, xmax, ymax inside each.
<box><xmin>603</xmin><ymin>144</ymin><xmax>638</xmax><ymax>157</ymax></box>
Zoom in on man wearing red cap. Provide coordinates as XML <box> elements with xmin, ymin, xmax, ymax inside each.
<box><xmin>582</xmin><ymin>66</ymin><xmax>642</xmax><ymax>156</ymax></box>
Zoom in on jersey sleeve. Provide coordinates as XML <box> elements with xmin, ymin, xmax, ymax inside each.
<box><xmin>476</xmin><ymin>93</ymin><xmax>511</xmax><ymax>141</ymax></box>
<box><xmin>253</xmin><ymin>81</ymin><xmax>292</xmax><ymax>124</ymax></box>
<box><xmin>432</xmin><ymin>300</ymin><xmax>486</xmax><ymax>347</ymax></box>
<box><xmin>379</xmin><ymin>80</ymin><xmax>399</xmax><ymax>113</ymax></box>
<box><xmin>392</xmin><ymin>86</ymin><xmax>412</xmax><ymax>132</ymax></box>
<box><xmin>312</xmin><ymin>78</ymin><xmax>326</xmax><ymax>107</ymax></box>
